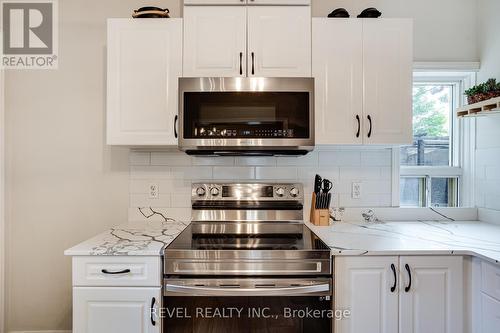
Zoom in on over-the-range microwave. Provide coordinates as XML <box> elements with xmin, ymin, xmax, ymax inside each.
<box><xmin>178</xmin><ymin>77</ymin><xmax>314</xmax><ymax>156</ymax></box>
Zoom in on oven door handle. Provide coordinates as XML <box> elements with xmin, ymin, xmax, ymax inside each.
<box><xmin>165</xmin><ymin>283</ymin><xmax>331</xmax><ymax>296</ymax></box>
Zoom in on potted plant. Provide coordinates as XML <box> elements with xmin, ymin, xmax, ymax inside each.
<box><xmin>464</xmin><ymin>78</ymin><xmax>500</xmax><ymax>104</ymax></box>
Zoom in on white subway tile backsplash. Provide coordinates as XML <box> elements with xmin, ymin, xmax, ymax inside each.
<box><xmin>130</xmin><ymin>165</ymin><xmax>171</xmax><ymax>180</ymax></box>
<box><xmin>129</xmin><ymin>151</ymin><xmax>151</xmax><ymax>166</ymax></box>
<box><xmin>319</xmin><ymin>151</ymin><xmax>361</xmax><ymax>166</ymax></box>
<box><xmin>484</xmin><ymin>195</ymin><xmax>500</xmax><ymax>211</ymax></box>
<box><xmin>360</xmin><ymin>150</ymin><xmax>392</xmax><ymax>166</ymax></box>
<box><xmin>485</xmin><ymin>166</ymin><xmax>500</xmax><ymax>180</ymax></box>
<box><xmin>171</xmin><ymin>193</ymin><xmax>192</xmax><ymax>208</ymax></box>
<box><xmin>192</xmin><ymin>156</ymin><xmax>235</xmax><ymax>166</ymax></box>
<box><xmin>277</xmin><ymin>152</ymin><xmax>319</xmax><ymax>166</ymax></box>
<box><xmin>255</xmin><ymin>167</ymin><xmax>297</xmax><ymax>180</ymax></box>
<box><xmin>151</xmin><ymin>152</ymin><xmax>192</xmax><ymax>166</ymax></box>
<box><xmin>235</xmin><ymin>156</ymin><xmax>277</xmax><ymax>166</ymax></box>
<box><xmin>128</xmin><ymin>148</ymin><xmax>395</xmax><ymax>216</ymax></box>
<box><xmin>213</xmin><ymin>167</ymin><xmax>255</xmax><ymax>180</ymax></box>
<box><xmin>170</xmin><ymin>166</ymin><xmax>213</xmax><ymax>180</ymax></box>
<box><xmin>339</xmin><ymin>167</ymin><xmax>384</xmax><ymax>180</ymax></box>
<box><xmin>129</xmin><ymin>193</ymin><xmax>171</xmax><ymax>208</ymax></box>
<box><xmin>297</xmin><ymin>167</ymin><xmax>339</xmax><ymax>183</ymax></box>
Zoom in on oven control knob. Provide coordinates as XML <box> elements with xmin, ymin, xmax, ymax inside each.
<box><xmin>290</xmin><ymin>187</ymin><xmax>300</xmax><ymax>197</ymax></box>
<box><xmin>275</xmin><ymin>187</ymin><xmax>285</xmax><ymax>197</ymax></box>
<box><xmin>196</xmin><ymin>187</ymin><xmax>206</xmax><ymax>197</ymax></box>
<box><xmin>210</xmin><ymin>187</ymin><xmax>220</xmax><ymax>197</ymax></box>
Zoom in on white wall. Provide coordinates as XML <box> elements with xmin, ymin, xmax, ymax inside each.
<box><xmin>312</xmin><ymin>0</ymin><xmax>478</xmax><ymax>62</ymax></box>
<box><xmin>1</xmin><ymin>70</ymin><xmax>5</xmax><ymax>333</ymax></box>
<box><xmin>128</xmin><ymin>148</ymin><xmax>395</xmax><ymax>222</ymax></box>
<box><xmin>472</xmin><ymin>0</ymin><xmax>500</xmax><ymax>211</ymax></box>
<box><xmin>3</xmin><ymin>1</ymin><xmax>179</xmax><ymax>331</ymax></box>
<box><xmin>477</xmin><ymin>0</ymin><xmax>500</xmax><ymax>81</ymax></box>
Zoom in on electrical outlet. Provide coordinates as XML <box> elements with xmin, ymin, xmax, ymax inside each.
<box><xmin>149</xmin><ymin>183</ymin><xmax>159</xmax><ymax>199</ymax></box>
<box><xmin>352</xmin><ymin>182</ymin><xmax>362</xmax><ymax>199</ymax></box>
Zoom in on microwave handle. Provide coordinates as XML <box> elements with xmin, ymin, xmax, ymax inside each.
<box><xmin>174</xmin><ymin>115</ymin><xmax>178</xmax><ymax>138</ymax></box>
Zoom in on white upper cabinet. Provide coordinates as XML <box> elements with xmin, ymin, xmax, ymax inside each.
<box><xmin>313</xmin><ymin>19</ymin><xmax>363</xmax><ymax>144</ymax></box>
<box><xmin>363</xmin><ymin>19</ymin><xmax>413</xmax><ymax>144</ymax></box>
<box><xmin>184</xmin><ymin>0</ymin><xmax>310</xmax><ymax>4</ymax></box>
<box><xmin>107</xmin><ymin>19</ymin><xmax>182</xmax><ymax>146</ymax></box>
<box><xmin>399</xmin><ymin>256</ymin><xmax>464</xmax><ymax>333</ymax></box>
<box><xmin>312</xmin><ymin>18</ymin><xmax>413</xmax><ymax>145</ymax></box>
<box><xmin>183</xmin><ymin>6</ymin><xmax>247</xmax><ymax>77</ymax></box>
<box><xmin>184</xmin><ymin>0</ymin><xmax>247</xmax><ymax>4</ymax></box>
<box><xmin>73</xmin><ymin>287</ymin><xmax>161</xmax><ymax>333</ymax></box>
<box><xmin>249</xmin><ymin>0</ymin><xmax>311</xmax><ymax>5</ymax></box>
<box><xmin>247</xmin><ymin>6</ymin><xmax>311</xmax><ymax>77</ymax></box>
<box><xmin>184</xmin><ymin>5</ymin><xmax>311</xmax><ymax>78</ymax></box>
<box><xmin>335</xmin><ymin>256</ymin><xmax>399</xmax><ymax>333</ymax></box>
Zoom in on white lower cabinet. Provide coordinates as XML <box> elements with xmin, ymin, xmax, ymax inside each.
<box><xmin>335</xmin><ymin>256</ymin><xmax>398</xmax><ymax>333</ymax></box>
<box><xmin>480</xmin><ymin>260</ymin><xmax>500</xmax><ymax>333</ymax></box>
<box><xmin>481</xmin><ymin>293</ymin><xmax>500</xmax><ymax>333</ymax></box>
<box><xmin>335</xmin><ymin>256</ymin><xmax>464</xmax><ymax>333</ymax></box>
<box><xmin>399</xmin><ymin>256</ymin><xmax>463</xmax><ymax>333</ymax></box>
<box><xmin>73</xmin><ymin>287</ymin><xmax>161</xmax><ymax>333</ymax></box>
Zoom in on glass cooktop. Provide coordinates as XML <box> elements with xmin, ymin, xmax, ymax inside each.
<box><xmin>166</xmin><ymin>222</ymin><xmax>329</xmax><ymax>251</ymax></box>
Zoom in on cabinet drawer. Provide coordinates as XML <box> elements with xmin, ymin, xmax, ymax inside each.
<box><xmin>73</xmin><ymin>256</ymin><xmax>161</xmax><ymax>287</ymax></box>
<box><xmin>481</xmin><ymin>292</ymin><xmax>500</xmax><ymax>333</ymax></box>
<box><xmin>481</xmin><ymin>261</ymin><xmax>500</xmax><ymax>301</ymax></box>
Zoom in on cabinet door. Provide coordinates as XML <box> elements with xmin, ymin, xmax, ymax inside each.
<box><xmin>249</xmin><ymin>0</ymin><xmax>310</xmax><ymax>4</ymax></box>
<box><xmin>183</xmin><ymin>6</ymin><xmax>246</xmax><ymax>77</ymax></box>
<box><xmin>73</xmin><ymin>287</ymin><xmax>161</xmax><ymax>333</ymax></box>
<box><xmin>399</xmin><ymin>256</ymin><xmax>463</xmax><ymax>333</ymax></box>
<box><xmin>363</xmin><ymin>19</ymin><xmax>413</xmax><ymax>144</ymax></box>
<box><xmin>312</xmin><ymin>19</ymin><xmax>363</xmax><ymax>145</ymax></box>
<box><xmin>481</xmin><ymin>293</ymin><xmax>500</xmax><ymax>333</ymax></box>
<box><xmin>247</xmin><ymin>6</ymin><xmax>311</xmax><ymax>77</ymax></box>
<box><xmin>184</xmin><ymin>0</ymin><xmax>246</xmax><ymax>4</ymax></box>
<box><xmin>335</xmin><ymin>256</ymin><xmax>399</xmax><ymax>333</ymax></box>
<box><xmin>107</xmin><ymin>19</ymin><xmax>182</xmax><ymax>146</ymax></box>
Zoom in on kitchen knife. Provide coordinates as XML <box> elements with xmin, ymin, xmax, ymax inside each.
<box><xmin>314</xmin><ymin>174</ymin><xmax>322</xmax><ymax>194</ymax></box>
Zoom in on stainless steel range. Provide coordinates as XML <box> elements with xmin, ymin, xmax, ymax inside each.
<box><xmin>163</xmin><ymin>183</ymin><xmax>332</xmax><ymax>333</ymax></box>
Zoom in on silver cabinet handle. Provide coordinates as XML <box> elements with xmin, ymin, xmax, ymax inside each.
<box><xmin>166</xmin><ymin>283</ymin><xmax>330</xmax><ymax>296</ymax></box>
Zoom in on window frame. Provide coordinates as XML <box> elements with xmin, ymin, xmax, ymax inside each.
<box><xmin>398</xmin><ymin>70</ymin><xmax>477</xmax><ymax>207</ymax></box>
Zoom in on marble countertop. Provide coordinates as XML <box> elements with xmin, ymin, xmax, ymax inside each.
<box><xmin>64</xmin><ymin>220</ymin><xmax>189</xmax><ymax>256</ymax></box>
<box><xmin>306</xmin><ymin>220</ymin><xmax>500</xmax><ymax>265</ymax></box>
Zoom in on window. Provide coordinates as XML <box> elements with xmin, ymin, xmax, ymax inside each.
<box><xmin>400</xmin><ymin>176</ymin><xmax>459</xmax><ymax>208</ymax></box>
<box><xmin>400</xmin><ymin>84</ymin><xmax>453</xmax><ymax>167</ymax></box>
<box><xmin>399</xmin><ymin>71</ymin><xmax>474</xmax><ymax>208</ymax></box>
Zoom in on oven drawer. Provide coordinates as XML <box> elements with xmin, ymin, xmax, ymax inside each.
<box><xmin>165</xmin><ymin>259</ymin><xmax>331</xmax><ymax>276</ymax></box>
<box><xmin>72</xmin><ymin>256</ymin><xmax>161</xmax><ymax>287</ymax></box>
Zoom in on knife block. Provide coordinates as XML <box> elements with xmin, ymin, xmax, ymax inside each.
<box><xmin>309</xmin><ymin>193</ymin><xmax>330</xmax><ymax>226</ymax></box>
